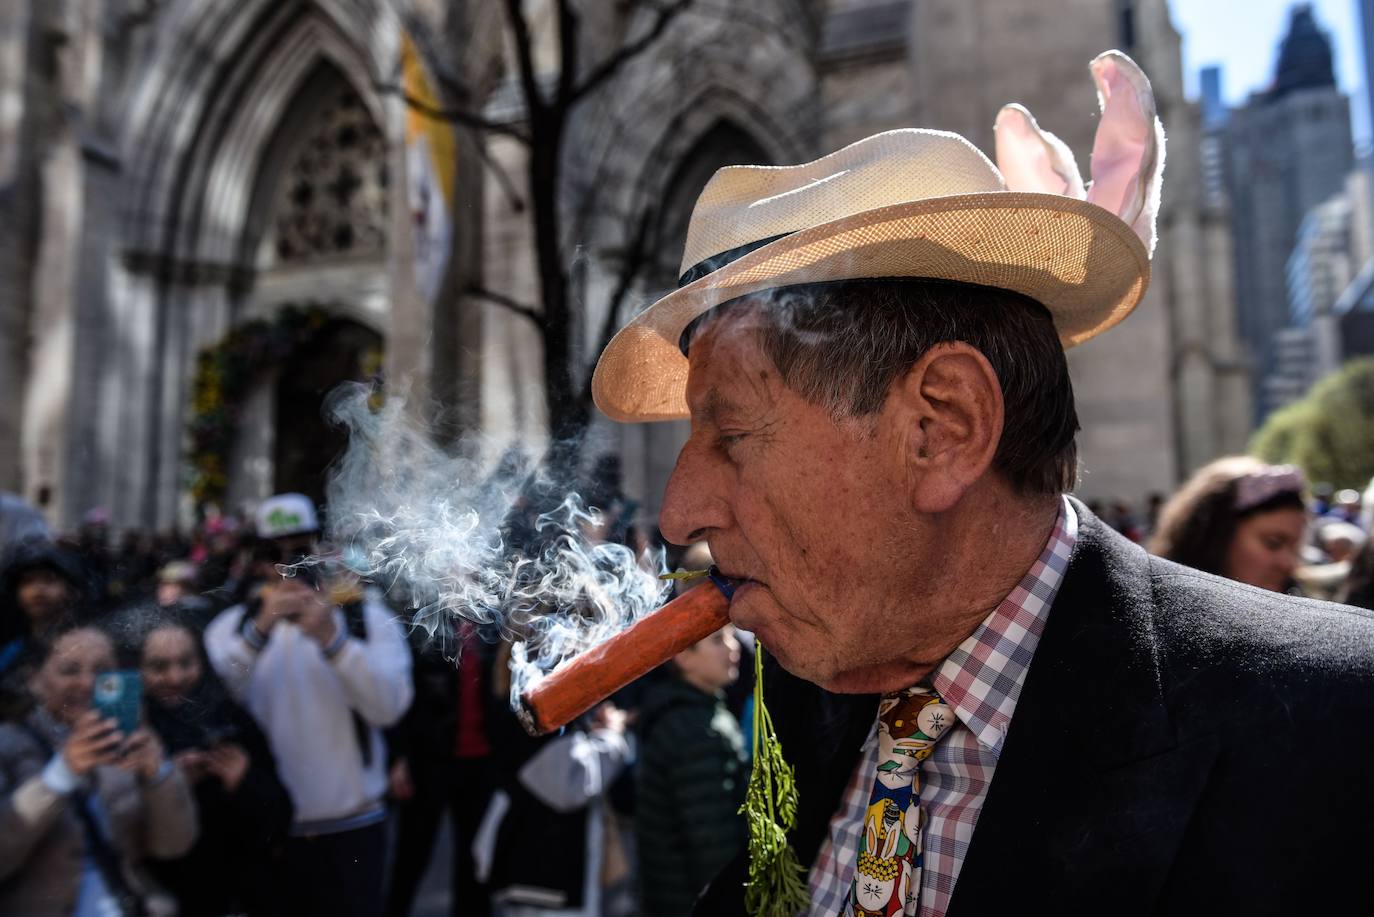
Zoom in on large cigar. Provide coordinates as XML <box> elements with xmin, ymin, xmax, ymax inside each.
<box><xmin>517</xmin><ymin>571</ymin><xmax>734</xmax><ymax>736</ymax></box>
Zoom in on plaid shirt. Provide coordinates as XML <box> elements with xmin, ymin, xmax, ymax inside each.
<box><xmin>807</xmin><ymin>497</ymin><xmax>1077</xmax><ymax>917</ymax></box>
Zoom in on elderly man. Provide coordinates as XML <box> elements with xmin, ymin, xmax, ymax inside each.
<box><xmin>590</xmin><ymin>55</ymin><xmax>1374</xmax><ymax>916</ymax></box>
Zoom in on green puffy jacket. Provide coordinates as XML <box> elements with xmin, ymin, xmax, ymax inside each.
<box><xmin>635</xmin><ymin>676</ymin><xmax>748</xmax><ymax>917</ymax></box>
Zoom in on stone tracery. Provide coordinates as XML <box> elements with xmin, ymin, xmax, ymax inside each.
<box><xmin>269</xmin><ymin>84</ymin><xmax>389</xmax><ymax>265</ymax></box>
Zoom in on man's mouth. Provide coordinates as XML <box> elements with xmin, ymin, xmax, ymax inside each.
<box><xmin>712</xmin><ymin>565</ymin><xmax>759</xmax><ymax>588</ymax></box>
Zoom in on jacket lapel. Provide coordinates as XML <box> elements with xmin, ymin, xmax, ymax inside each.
<box><xmin>948</xmin><ymin>503</ymin><xmax>1218</xmax><ymax>916</ymax></box>
<box><xmin>767</xmin><ymin>660</ymin><xmax>878</xmax><ymax>867</ymax></box>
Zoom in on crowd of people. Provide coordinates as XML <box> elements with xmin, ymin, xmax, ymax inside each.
<box><xmin>0</xmin><ymin>454</ymin><xmax>1371</xmax><ymax>916</ymax></box>
<box><xmin>0</xmin><ymin>487</ymin><xmax>754</xmax><ymax>917</ymax></box>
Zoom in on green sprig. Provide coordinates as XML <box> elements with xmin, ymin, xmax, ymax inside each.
<box><xmin>741</xmin><ymin>642</ymin><xmax>809</xmax><ymax>917</ymax></box>
<box><xmin>658</xmin><ymin>568</ymin><xmax>711</xmax><ymax>582</ymax></box>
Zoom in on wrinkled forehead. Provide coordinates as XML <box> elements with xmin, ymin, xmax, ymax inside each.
<box><xmin>678</xmin><ymin>294</ymin><xmax>777</xmax><ymax>358</ymax></box>
<box><xmin>680</xmin><ymin>309</ymin><xmax>780</xmax><ymax>420</ymax></box>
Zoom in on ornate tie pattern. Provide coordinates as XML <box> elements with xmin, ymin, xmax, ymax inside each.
<box><xmin>847</xmin><ymin>686</ymin><xmax>953</xmax><ymax>917</ymax></box>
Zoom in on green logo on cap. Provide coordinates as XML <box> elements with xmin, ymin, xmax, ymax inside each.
<box><xmin>267</xmin><ymin>508</ymin><xmax>302</xmax><ymax>529</ymax></box>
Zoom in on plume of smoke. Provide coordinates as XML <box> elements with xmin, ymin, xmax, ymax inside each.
<box><xmin>321</xmin><ymin>383</ymin><xmax>669</xmax><ymax>710</ymax></box>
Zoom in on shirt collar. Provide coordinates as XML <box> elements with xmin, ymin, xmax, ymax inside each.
<box><xmin>930</xmin><ymin>496</ymin><xmax>1078</xmax><ymax>756</ymax></box>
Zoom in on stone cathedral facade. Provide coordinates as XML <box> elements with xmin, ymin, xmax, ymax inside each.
<box><xmin>0</xmin><ymin>0</ymin><xmax>1245</xmax><ymax>533</ymax></box>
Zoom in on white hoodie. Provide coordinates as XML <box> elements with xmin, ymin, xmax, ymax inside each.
<box><xmin>204</xmin><ymin>592</ymin><xmax>413</xmax><ymax>831</ymax></box>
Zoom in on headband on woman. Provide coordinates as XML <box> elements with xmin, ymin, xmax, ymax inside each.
<box><xmin>1234</xmin><ymin>465</ymin><xmax>1306</xmax><ymax>513</ymax></box>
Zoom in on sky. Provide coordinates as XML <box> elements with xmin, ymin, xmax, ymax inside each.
<box><xmin>1172</xmin><ymin>0</ymin><xmax>1370</xmax><ymax>145</ymax></box>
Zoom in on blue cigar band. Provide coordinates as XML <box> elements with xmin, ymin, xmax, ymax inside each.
<box><xmin>707</xmin><ymin>566</ymin><xmax>737</xmax><ymax>600</ymax></box>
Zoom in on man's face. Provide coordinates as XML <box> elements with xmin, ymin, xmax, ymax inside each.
<box><xmin>252</xmin><ymin>533</ymin><xmax>316</xmax><ymax>582</ymax></box>
<box><xmin>659</xmin><ymin>312</ymin><xmax>924</xmax><ymax>692</ymax></box>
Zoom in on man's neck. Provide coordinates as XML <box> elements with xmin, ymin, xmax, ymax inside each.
<box><xmin>943</xmin><ymin>490</ymin><xmax>1061</xmax><ymax>622</ymax></box>
<box><xmin>825</xmin><ymin>492</ymin><xmax>1061</xmax><ymax>695</ymax></box>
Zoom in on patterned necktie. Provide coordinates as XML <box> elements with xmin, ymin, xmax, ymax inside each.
<box><xmin>848</xmin><ymin>685</ymin><xmax>953</xmax><ymax>917</ymax></box>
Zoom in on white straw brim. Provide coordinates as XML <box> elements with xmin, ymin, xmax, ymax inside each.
<box><xmin>592</xmin><ymin>192</ymin><xmax>1150</xmax><ymax>423</ymax></box>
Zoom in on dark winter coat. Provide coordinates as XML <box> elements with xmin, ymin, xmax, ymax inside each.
<box><xmin>0</xmin><ymin>541</ymin><xmax>89</xmax><ymax>720</ymax></box>
<box><xmin>387</xmin><ymin>632</ymin><xmax>496</xmax><ymax>767</ymax></box>
<box><xmin>145</xmin><ymin>678</ymin><xmax>294</xmax><ymax>916</ymax></box>
<box><xmin>695</xmin><ymin>499</ymin><xmax>1374</xmax><ymax>915</ymax></box>
<box><xmin>636</xmin><ymin>676</ymin><xmax>747</xmax><ymax>917</ymax></box>
<box><xmin>0</xmin><ymin>539</ymin><xmax>87</xmax><ymax>647</ymax></box>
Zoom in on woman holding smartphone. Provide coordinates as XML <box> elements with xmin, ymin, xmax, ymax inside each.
<box><xmin>0</xmin><ymin>624</ymin><xmax>198</xmax><ymax>916</ymax></box>
<box><xmin>140</xmin><ymin>620</ymin><xmax>294</xmax><ymax>916</ymax></box>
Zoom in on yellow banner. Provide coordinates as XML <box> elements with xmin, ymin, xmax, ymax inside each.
<box><xmin>401</xmin><ymin>32</ymin><xmax>456</xmax><ymax>302</ymax></box>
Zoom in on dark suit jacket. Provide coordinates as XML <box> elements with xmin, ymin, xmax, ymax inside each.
<box><xmin>696</xmin><ymin>500</ymin><xmax>1374</xmax><ymax>914</ymax></box>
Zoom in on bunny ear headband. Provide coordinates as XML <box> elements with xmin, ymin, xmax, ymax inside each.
<box><xmin>1235</xmin><ymin>465</ymin><xmax>1307</xmax><ymax>513</ymax></box>
<box><xmin>995</xmin><ymin>50</ymin><xmax>1166</xmax><ymax>254</ymax></box>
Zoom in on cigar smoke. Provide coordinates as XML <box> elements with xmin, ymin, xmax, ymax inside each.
<box><xmin>321</xmin><ymin>384</ymin><xmax>670</xmax><ymax>710</ymax></box>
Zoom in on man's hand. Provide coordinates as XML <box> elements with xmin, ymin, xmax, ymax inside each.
<box><xmin>253</xmin><ymin>582</ymin><xmax>296</xmax><ymax>635</ymax></box>
<box><xmin>289</xmin><ymin>581</ymin><xmax>339</xmax><ymax>646</ymax></box>
<box><xmin>388</xmin><ymin>757</ymin><xmax>415</xmax><ymax>801</ymax></box>
<box><xmin>258</xmin><ymin>579</ymin><xmax>337</xmax><ymax>646</ymax></box>
<box><xmin>205</xmin><ymin>743</ymin><xmax>250</xmax><ymax>792</ymax></box>
<box><xmin>119</xmin><ymin>728</ymin><xmax>167</xmax><ymax>781</ymax></box>
<box><xmin>62</xmin><ymin>712</ymin><xmax>122</xmax><ymax>776</ymax></box>
<box><xmin>255</xmin><ymin>585</ymin><xmax>306</xmax><ymax>635</ymax></box>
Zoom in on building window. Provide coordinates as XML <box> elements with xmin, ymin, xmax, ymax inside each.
<box><xmin>1116</xmin><ymin>0</ymin><xmax>1136</xmax><ymax>49</ymax></box>
<box><xmin>270</xmin><ymin>85</ymin><xmax>388</xmax><ymax>265</ymax></box>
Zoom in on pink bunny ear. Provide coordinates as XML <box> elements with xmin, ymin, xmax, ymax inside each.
<box><xmin>995</xmin><ymin>104</ymin><xmax>1087</xmax><ymax>199</ymax></box>
<box><xmin>1085</xmin><ymin>50</ymin><xmax>1166</xmax><ymax>254</ymax></box>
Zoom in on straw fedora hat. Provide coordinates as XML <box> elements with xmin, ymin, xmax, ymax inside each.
<box><xmin>593</xmin><ymin>51</ymin><xmax>1164</xmax><ymax>424</ymax></box>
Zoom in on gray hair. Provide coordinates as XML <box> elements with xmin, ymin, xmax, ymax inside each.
<box><xmin>686</xmin><ymin>279</ymin><xmax>1080</xmax><ymax>496</ymax></box>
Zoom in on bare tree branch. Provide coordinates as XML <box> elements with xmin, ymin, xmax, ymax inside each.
<box><xmin>473</xmin><ymin>140</ymin><xmax>528</xmax><ymax>214</ymax></box>
<box><xmin>467</xmin><ymin>285</ymin><xmax>544</xmax><ymax>327</ymax></box>
<box><xmin>568</xmin><ymin>0</ymin><xmax>695</xmax><ymax>106</ymax></box>
<box><xmin>556</xmin><ymin>0</ymin><xmax>580</xmax><ymax>104</ymax></box>
<box><xmin>376</xmin><ymin>83</ymin><xmax>531</xmax><ymax>143</ymax></box>
<box><xmin>581</xmin><ymin>202</ymin><xmax>659</xmax><ymax>404</ymax></box>
<box><xmin>502</xmin><ymin>0</ymin><xmax>546</xmax><ymax>116</ymax></box>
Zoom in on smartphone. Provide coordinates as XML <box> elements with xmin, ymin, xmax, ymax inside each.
<box><xmin>92</xmin><ymin>670</ymin><xmax>142</xmax><ymax>735</ymax></box>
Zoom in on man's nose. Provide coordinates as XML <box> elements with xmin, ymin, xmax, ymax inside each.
<box><xmin>659</xmin><ymin>438</ymin><xmax>729</xmax><ymax>546</ymax></box>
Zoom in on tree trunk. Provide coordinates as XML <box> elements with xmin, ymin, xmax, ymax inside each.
<box><xmin>527</xmin><ymin>113</ymin><xmax>590</xmax><ymax>457</ymax></box>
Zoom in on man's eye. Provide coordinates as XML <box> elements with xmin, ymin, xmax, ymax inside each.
<box><xmin>718</xmin><ymin>432</ymin><xmax>747</xmax><ymax>449</ymax></box>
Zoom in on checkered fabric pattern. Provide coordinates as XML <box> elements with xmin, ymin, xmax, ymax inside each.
<box><xmin>808</xmin><ymin>498</ymin><xmax>1078</xmax><ymax>917</ymax></box>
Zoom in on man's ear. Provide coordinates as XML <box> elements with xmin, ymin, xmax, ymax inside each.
<box><xmin>886</xmin><ymin>343</ymin><xmax>1004</xmax><ymax>514</ymax></box>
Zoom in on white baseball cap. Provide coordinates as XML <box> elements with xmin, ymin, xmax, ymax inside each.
<box><xmin>255</xmin><ymin>493</ymin><xmax>320</xmax><ymax>539</ymax></box>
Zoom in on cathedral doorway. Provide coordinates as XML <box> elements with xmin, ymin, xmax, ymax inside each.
<box><xmin>272</xmin><ymin>318</ymin><xmax>383</xmax><ymax>507</ymax></box>
<box><xmin>217</xmin><ymin>59</ymin><xmax>393</xmax><ymax>514</ymax></box>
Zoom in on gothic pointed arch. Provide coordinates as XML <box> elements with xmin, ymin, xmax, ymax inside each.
<box><xmin>646</xmin><ymin>120</ymin><xmax>774</xmax><ymax>285</ymax></box>
<box><xmin>101</xmin><ymin>0</ymin><xmax>481</xmax><ymax>524</ymax></box>
<box><xmin>120</xmin><ymin>0</ymin><xmax>399</xmax><ymax>259</ymax></box>
<box><xmin>612</xmin><ymin>115</ymin><xmax>780</xmax><ymax>525</ymax></box>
